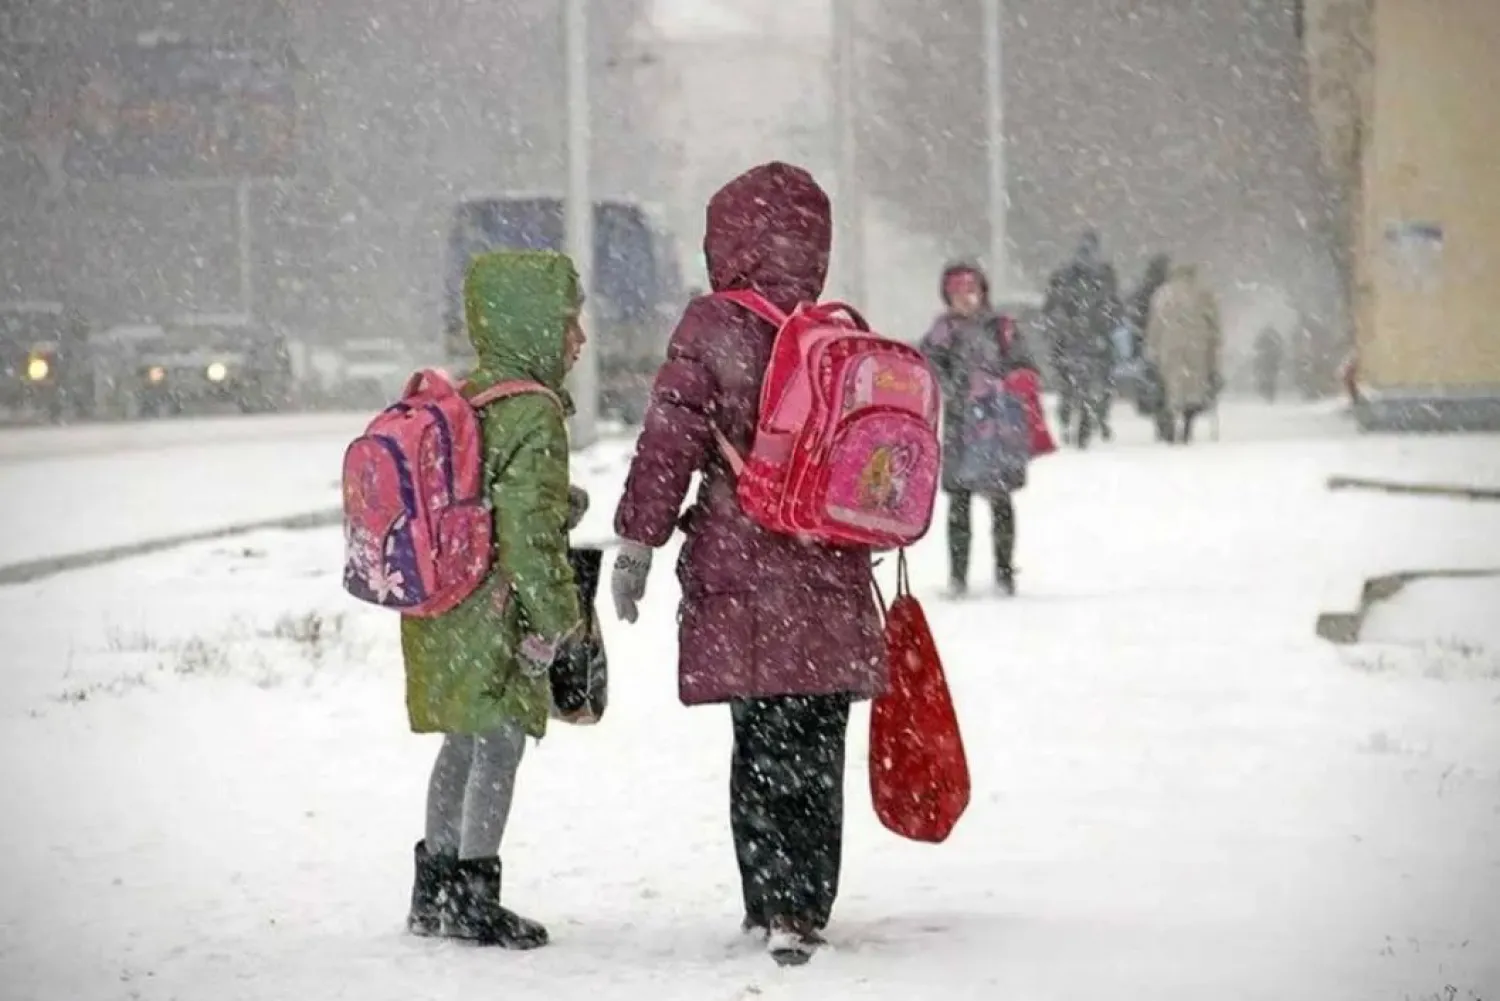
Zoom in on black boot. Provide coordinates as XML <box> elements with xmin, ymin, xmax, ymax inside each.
<box><xmin>407</xmin><ymin>840</ymin><xmax>457</xmax><ymax>937</ymax></box>
<box><xmin>767</xmin><ymin>914</ymin><xmax>823</xmax><ymax>966</ymax></box>
<box><xmin>448</xmin><ymin>857</ymin><xmax>549</xmax><ymax>949</ymax></box>
<box><xmin>996</xmin><ymin>566</ymin><xmax>1016</xmax><ymax>597</ymax></box>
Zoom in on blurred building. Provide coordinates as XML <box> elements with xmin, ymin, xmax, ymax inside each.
<box><xmin>639</xmin><ymin>0</ymin><xmax>948</xmax><ymax>339</ymax></box>
<box><xmin>0</xmin><ymin>0</ymin><xmax>653</xmax><ymax>352</ymax></box>
<box><xmin>1305</xmin><ymin>0</ymin><xmax>1500</xmax><ymax>430</ymax></box>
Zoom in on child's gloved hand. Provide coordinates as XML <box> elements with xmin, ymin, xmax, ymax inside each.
<box><xmin>610</xmin><ymin>540</ymin><xmax>652</xmax><ymax>624</ymax></box>
<box><xmin>566</xmin><ymin>486</ymin><xmax>589</xmax><ymax>531</ymax></box>
<box><xmin>519</xmin><ymin>620</ymin><xmax>582</xmax><ymax>678</ymax></box>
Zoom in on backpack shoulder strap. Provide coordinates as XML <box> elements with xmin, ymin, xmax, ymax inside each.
<box><xmin>466</xmin><ymin>379</ymin><xmax>563</xmax><ymax>412</ymax></box>
<box><xmin>713</xmin><ymin>289</ymin><xmax>788</xmax><ymax>327</ymax></box>
<box><xmin>996</xmin><ymin>315</ymin><xmax>1016</xmax><ymax>350</ymax></box>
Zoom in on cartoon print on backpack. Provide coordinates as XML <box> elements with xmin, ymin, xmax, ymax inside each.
<box><xmin>856</xmin><ymin>444</ymin><xmax>915</xmax><ymax>513</ymax></box>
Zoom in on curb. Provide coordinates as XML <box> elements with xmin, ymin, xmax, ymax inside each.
<box><xmin>0</xmin><ymin>510</ymin><xmax>621</xmax><ymax>588</ymax></box>
<box><xmin>1315</xmin><ymin>567</ymin><xmax>1500</xmax><ymax>644</ymax></box>
<box><xmin>1328</xmin><ymin>475</ymin><xmax>1500</xmax><ymax>502</ymax></box>
<box><xmin>0</xmin><ymin>508</ymin><xmax>345</xmax><ymax>588</ymax></box>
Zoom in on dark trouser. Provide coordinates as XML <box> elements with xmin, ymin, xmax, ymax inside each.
<box><xmin>1157</xmin><ymin>406</ymin><xmax>1204</xmax><ymax>444</ymax></box>
<box><xmin>730</xmin><ymin>693</ymin><xmax>851</xmax><ymax>931</ymax></box>
<box><xmin>948</xmin><ymin>489</ymin><xmax>1016</xmax><ymax>583</ymax></box>
<box><xmin>1057</xmin><ymin>371</ymin><xmax>1109</xmax><ymax>448</ymax></box>
<box><xmin>1056</xmin><ymin>373</ymin><xmax>1082</xmax><ymax>443</ymax></box>
<box><xmin>1095</xmin><ymin>380</ymin><xmax>1114</xmax><ymax>440</ymax></box>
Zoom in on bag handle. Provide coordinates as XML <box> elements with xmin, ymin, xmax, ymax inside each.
<box><xmin>401</xmin><ymin>368</ymin><xmax>457</xmax><ymax>399</ymax></box>
<box><xmin>869</xmin><ymin>548</ymin><xmax>909</xmax><ymax>628</ymax></box>
<box><xmin>803</xmin><ymin>299</ymin><xmax>871</xmax><ymax>331</ymax></box>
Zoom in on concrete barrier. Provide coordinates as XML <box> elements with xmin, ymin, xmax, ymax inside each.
<box><xmin>1316</xmin><ymin>567</ymin><xmax>1500</xmax><ymax>644</ymax></box>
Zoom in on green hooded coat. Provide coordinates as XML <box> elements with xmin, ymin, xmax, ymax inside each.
<box><xmin>401</xmin><ymin>250</ymin><xmax>582</xmax><ymax>738</ymax></box>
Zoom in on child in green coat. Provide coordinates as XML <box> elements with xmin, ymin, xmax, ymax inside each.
<box><xmin>402</xmin><ymin>250</ymin><xmax>587</xmax><ymax>949</ymax></box>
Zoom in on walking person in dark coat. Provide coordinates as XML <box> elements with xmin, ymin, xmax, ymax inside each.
<box><xmin>609</xmin><ymin>161</ymin><xmax>886</xmax><ymax>967</ymax></box>
<box><xmin>921</xmin><ymin>262</ymin><xmax>1040</xmax><ymax>597</ymax></box>
<box><xmin>1254</xmin><ymin>325</ymin><xmax>1284</xmax><ymax>402</ymax></box>
<box><xmin>1042</xmin><ymin>230</ymin><xmax>1121</xmax><ymax>448</ymax></box>
<box><xmin>1125</xmin><ymin>253</ymin><xmax>1172</xmax><ymax>359</ymax></box>
<box><xmin>1124</xmin><ymin>253</ymin><xmax>1173</xmax><ymax>436</ymax></box>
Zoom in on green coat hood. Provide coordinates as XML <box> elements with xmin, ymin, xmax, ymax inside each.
<box><xmin>464</xmin><ymin>250</ymin><xmax>581</xmax><ymax>393</ymax></box>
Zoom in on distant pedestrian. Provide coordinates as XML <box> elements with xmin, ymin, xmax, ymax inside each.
<box><xmin>1145</xmin><ymin>262</ymin><xmax>1222</xmax><ymax>444</ymax></box>
<box><xmin>1254</xmin><ymin>325</ymin><xmax>1284</xmax><ymax>402</ymax></box>
<box><xmin>1042</xmin><ymin>230</ymin><xmax>1121</xmax><ymax>447</ymax></box>
<box><xmin>921</xmin><ymin>262</ymin><xmax>1048</xmax><ymax>596</ymax></box>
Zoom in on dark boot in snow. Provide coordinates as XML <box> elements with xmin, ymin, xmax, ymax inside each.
<box><xmin>996</xmin><ymin>567</ymin><xmax>1016</xmax><ymax>597</ymax></box>
<box><xmin>447</xmin><ymin>857</ymin><xmax>549</xmax><ymax>949</ymax></box>
<box><xmin>740</xmin><ymin>914</ymin><xmax>769</xmax><ymax>940</ymax></box>
<box><xmin>407</xmin><ymin>840</ymin><xmax>457</xmax><ymax>937</ymax></box>
<box><xmin>767</xmin><ymin>915</ymin><xmax>822</xmax><ymax>966</ymax></box>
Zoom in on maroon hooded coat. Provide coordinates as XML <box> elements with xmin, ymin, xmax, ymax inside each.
<box><xmin>613</xmin><ymin>162</ymin><xmax>887</xmax><ymax>706</ymax></box>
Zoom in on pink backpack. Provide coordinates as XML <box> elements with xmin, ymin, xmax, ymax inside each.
<box><xmin>341</xmin><ymin>369</ymin><xmax>559</xmax><ymax>617</ymax></box>
<box><xmin>710</xmin><ymin>290</ymin><xmax>941</xmax><ymax>549</ymax></box>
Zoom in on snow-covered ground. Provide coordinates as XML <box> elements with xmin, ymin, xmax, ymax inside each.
<box><xmin>1</xmin><ymin>402</ymin><xmax>1498</xmax><ymax>1001</ymax></box>
<box><xmin>0</xmin><ymin>414</ymin><xmax>365</xmax><ymax>567</ymax></box>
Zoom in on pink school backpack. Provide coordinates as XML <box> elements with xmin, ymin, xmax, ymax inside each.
<box><xmin>710</xmin><ymin>290</ymin><xmax>941</xmax><ymax>549</ymax></box>
<box><xmin>341</xmin><ymin>369</ymin><xmax>559</xmax><ymax>617</ymax></box>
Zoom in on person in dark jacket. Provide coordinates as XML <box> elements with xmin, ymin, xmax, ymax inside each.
<box><xmin>1042</xmin><ymin>230</ymin><xmax>1121</xmax><ymax>448</ymax></box>
<box><xmin>1125</xmin><ymin>253</ymin><xmax>1173</xmax><ymax>436</ymax></box>
<box><xmin>921</xmin><ymin>262</ymin><xmax>1039</xmax><ymax>597</ymax></box>
<box><xmin>1125</xmin><ymin>253</ymin><xmax>1172</xmax><ymax>355</ymax></box>
<box><xmin>609</xmin><ymin>162</ymin><xmax>886</xmax><ymax>967</ymax></box>
<box><xmin>1254</xmin><ymin>325</ymin><xmax>1284</xmax><ymax>402</ymax></box>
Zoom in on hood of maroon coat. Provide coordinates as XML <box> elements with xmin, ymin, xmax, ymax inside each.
<box><xmin>703</xmin><ymin>162</ymin><xmax>831</xmax><ymax>312</ymax></box>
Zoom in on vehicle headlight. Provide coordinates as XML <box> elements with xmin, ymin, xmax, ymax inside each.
<box><xmin>205</xmin><ymin>361</ymin><xmax>228</xmax><ymax>383</ymax></box>
<box><xmin>148</xmin><ymin>366</ymin><xmax>167</xmax><ymax>384</ymax></box>
<box><xmin>25</xmin><ymin>356</ymin><xmax>50</xmax><ymax>382</ymax></box>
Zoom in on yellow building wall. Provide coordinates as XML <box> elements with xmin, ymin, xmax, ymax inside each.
<box><xmin>1361</xmin><ymin>0</ymin><xmax>1500</xmax><ymax>391</ymax></box>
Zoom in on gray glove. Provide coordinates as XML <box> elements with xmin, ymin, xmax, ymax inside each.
<box><xmin>566</xmin><ymin>485</ymin><xmax>589</xmax><ymax>532</ymax></box>
<box><xmin>610</xmin><ymin>540</ymin><xmax>653</xmax><ymax>624</ymax></box>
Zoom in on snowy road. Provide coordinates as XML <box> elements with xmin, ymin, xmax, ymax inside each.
<box><xmin>1</xmin><ymin>403</ymin><xmax>1498</xmax><ymax>1000</ymax></box>
<box><xmin>0</xmin><ymin>414</ymin><xmax>364</xmax><ymax>568</ymax></box>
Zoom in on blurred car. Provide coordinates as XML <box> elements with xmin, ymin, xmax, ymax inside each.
<box><xmin>90</xmin><ymin>324</ymin><xmax>166</xmax><ymax>419</ymax></box>
<box><xmin>0</xmin><ymin>300</ymin><xmax>94</xmax><ymax>422</ymax></box>
<box><xmin>132</xmin><ymin>315</ymin><xmax>292</xmax><ymax>417</ymax></box>
<box><xmin>338</xmin><ymin>338</ymin><xmax>415</xmax><ymax>407</ymax></box>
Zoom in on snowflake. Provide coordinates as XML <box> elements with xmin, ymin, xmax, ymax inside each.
<box><xmin>345</xmin><ymin>519</ymin><xmax>406</xmax><ymax>603</ymax></box>
<box><xmin>366</xmin><ymin>551</ymin><xmax>407</xmax><ymax>603</ymax></box>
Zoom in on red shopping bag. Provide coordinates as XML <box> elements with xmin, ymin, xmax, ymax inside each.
<box><xmin>1002</xmin><ymin>368</ymin><xmax>1058</xmax><ymax>457</ymax></box>
<box><xmin>869</xmin><ymin>553</ymin><xmax>971</xmax><ymax>843</ymax></box>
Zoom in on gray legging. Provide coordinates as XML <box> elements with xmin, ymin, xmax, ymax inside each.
<box><xmin>424</xmin><ymin>723</ymin><xmax>526</xmax><ymax>860</ymax></box>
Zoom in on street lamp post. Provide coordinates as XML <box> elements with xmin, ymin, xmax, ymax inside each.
<box><xmin>831</xmin><ymin>0</ymin><xmax>865</xmax><ymax>305</ymax></box>
<box><xmin>982</xmin><ymin>0</ymin><xmax>1009</xmax><ymax>290</ymax></box>
<box><xmin>565</xmin><ymin>0</ymin><xmax>598</xmax><ymax>449</ymax></box>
